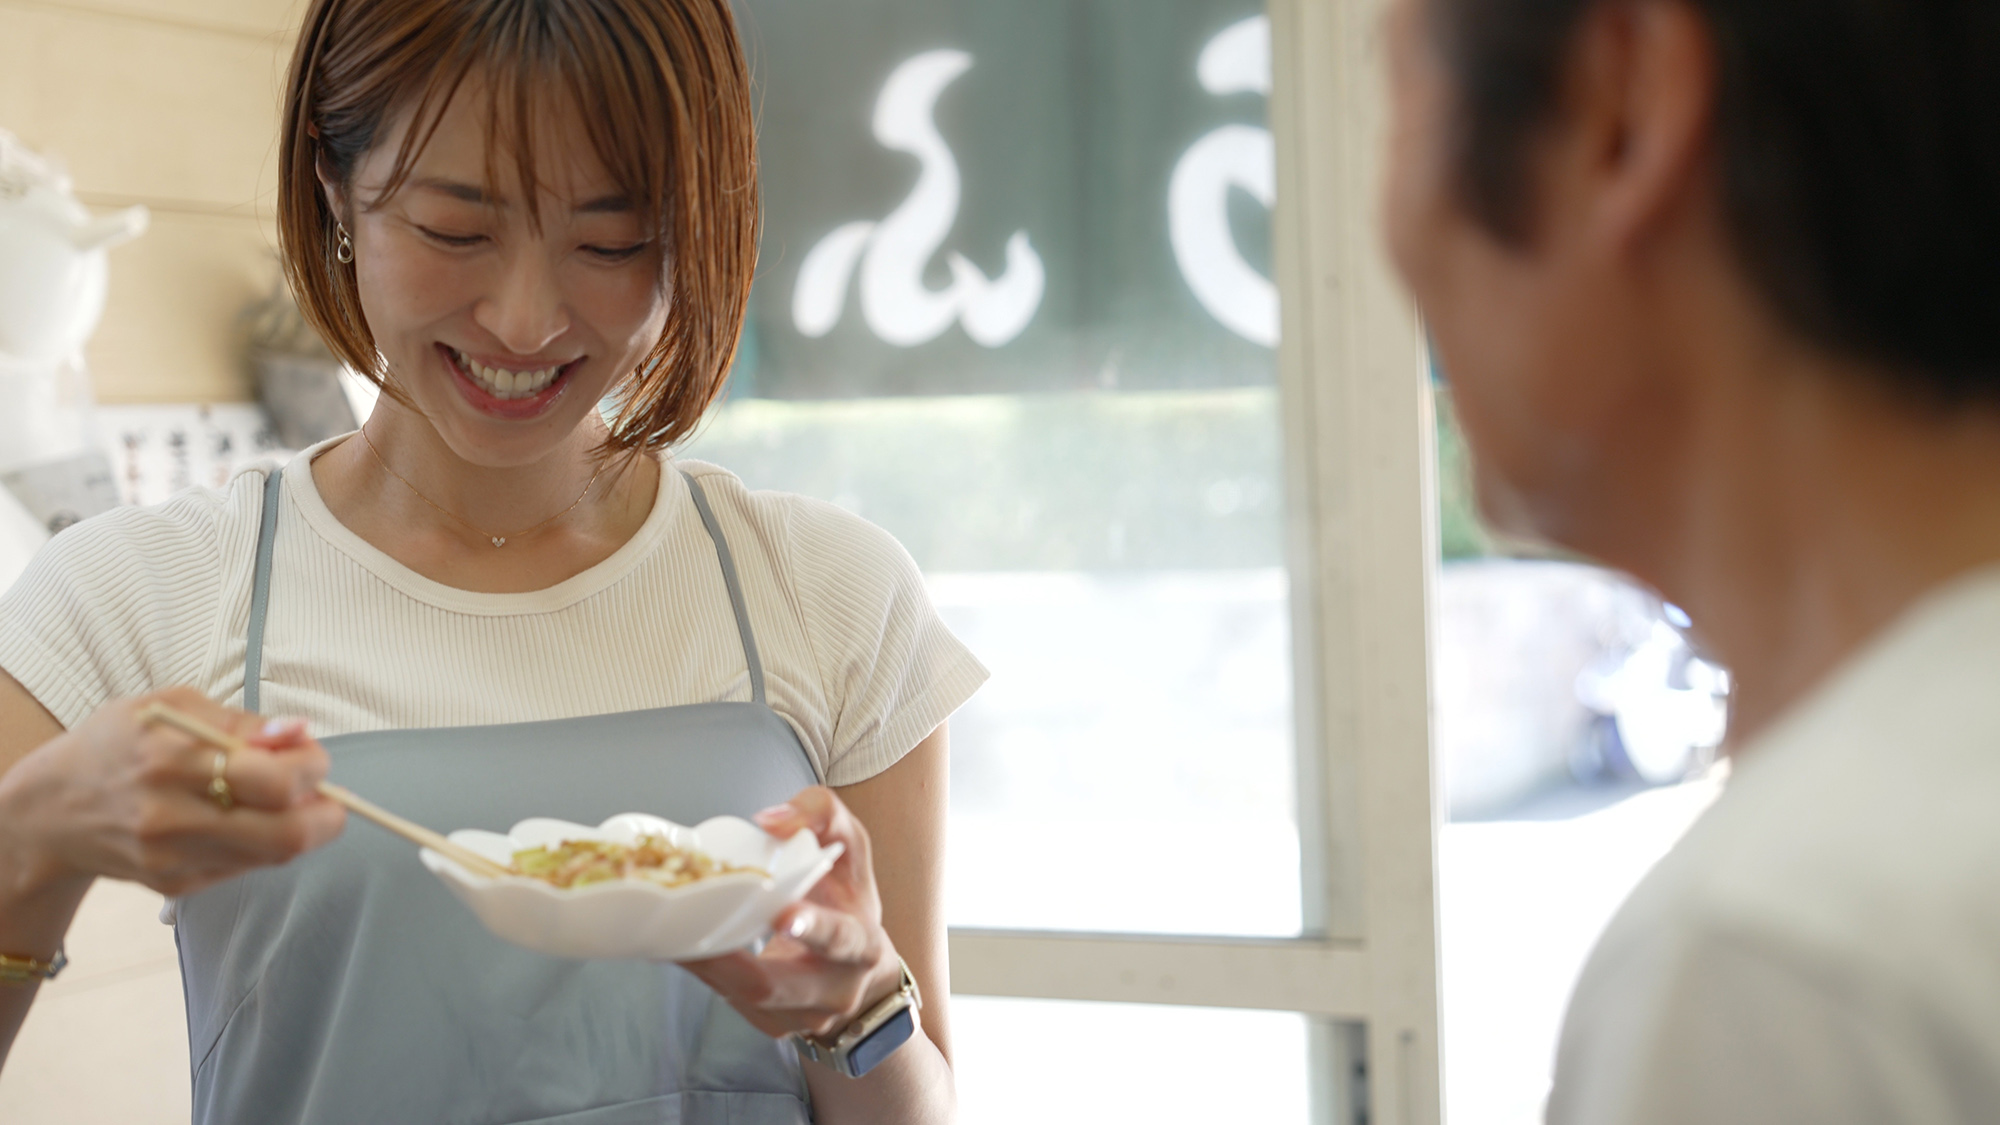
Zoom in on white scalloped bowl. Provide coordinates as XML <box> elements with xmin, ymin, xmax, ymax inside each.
<box><xmin>420</xmin><ymin>813</ymin><xmax>843</xmax><ymax>961</ymax></box>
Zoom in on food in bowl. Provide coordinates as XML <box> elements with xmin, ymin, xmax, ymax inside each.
<box><xmin>508</xmin><ymin>834</ymin><xmax>768</xmax><ymax>889</ymax></box>
<box><xmin>426</xmin><ymin>813</ymin><xmax>842</xmax><ymax>960</ymax></box>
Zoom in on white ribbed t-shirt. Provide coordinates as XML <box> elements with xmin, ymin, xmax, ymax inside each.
<box><xmin>0</xmin><ymin>439</ymin><xmax>987</xmax><ymax>788</ymax></box>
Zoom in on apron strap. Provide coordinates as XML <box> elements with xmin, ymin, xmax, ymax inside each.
<box><xmin>680</xmin><ymin>470</ymin><xmax>768</xmax><ymax>706</ymax></box>
<box><xmin>244</xmin><ymin>467</ymin><xmax>284</xmax><ymax>715</ymax></box>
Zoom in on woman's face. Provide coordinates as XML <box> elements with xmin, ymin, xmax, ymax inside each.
<box><xmin>330</xmin><ymin>80</ymin><xmax>669</xmax><ymax>467</ymax></box>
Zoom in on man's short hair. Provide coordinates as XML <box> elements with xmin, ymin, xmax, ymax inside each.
<box><xmin>1431</xmin><ymin>0</ymin><xmax>2000</xmax><ymax>403</ymax></box>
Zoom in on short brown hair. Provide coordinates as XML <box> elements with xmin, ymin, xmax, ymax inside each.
<box><xmin>1429</xmin><ymin>0</ymin><xmax>2000</xmax><ymax>404</ymax></box>
<box><xmin>277</xmin><ymin>0</ymin><xmax>759</xmax><ymax>452</ymax></box>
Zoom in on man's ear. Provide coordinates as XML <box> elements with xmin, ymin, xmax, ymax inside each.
<box><xmin>1577</xmin><ymin>0</ymin><xmax>1718</xmax><ymax>253</ymax></box>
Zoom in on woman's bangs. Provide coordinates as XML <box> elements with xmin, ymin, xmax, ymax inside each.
<box><xmin>375</xmin><ymin>4</ymin><xmax>672</xmax><ymax>236</ymax></box>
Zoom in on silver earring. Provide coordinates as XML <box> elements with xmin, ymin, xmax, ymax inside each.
<box><xmin>335</xmin><ymin>223</ymin><xmax>354</xmax><ymax>264</ymax></box>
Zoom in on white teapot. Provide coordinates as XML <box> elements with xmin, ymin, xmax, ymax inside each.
<box><xmin>0</xmin><ymin>130</ymin><xmax>146</xmax><ymax>369</ymax></box>
<box><xmin>0</xmin><ymin>130</ymin><xmax>143</xmax><ymax>586</ymax></box>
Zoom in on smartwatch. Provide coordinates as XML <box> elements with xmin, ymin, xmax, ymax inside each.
<box><xmin>793</xmin><ymin>957</ymin><xmax>922</xmax><ymax>1079</ymax></box>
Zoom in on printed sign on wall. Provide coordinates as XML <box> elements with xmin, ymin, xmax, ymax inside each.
<box><xmin>736</xmin><ymin>1</ymin><xmax>1274</xmax><ymax>398</ymax></box>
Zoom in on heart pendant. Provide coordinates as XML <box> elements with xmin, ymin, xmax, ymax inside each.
<box><xmin>491</xmin><ymin>537</ymin><xmax>506</xmax><ymax>547</ymax></box>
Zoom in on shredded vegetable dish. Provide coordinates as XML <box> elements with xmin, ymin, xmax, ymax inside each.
<box><xmin>508</xmin><ymin>836</ymin><xmax>766</xmax><ymax>889</ymax></box>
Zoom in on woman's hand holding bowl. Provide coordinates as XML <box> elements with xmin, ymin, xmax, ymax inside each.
<box><xmin>680</xmin><ymin>786</ymin><xmax>906</xmax><ymax>1044</ymax></box>
<box><xmin>0</xmin><ymin>687</ymin><xmax>346</xmax><ymax>901</ymax></box>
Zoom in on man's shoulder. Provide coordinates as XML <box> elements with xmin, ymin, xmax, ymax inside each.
<box><xmin>1552</xmin><ymin>603</ymin><xmax>2000</xmax><ymax>1123</ymax></box>
<box><xmin>1599</xmin><ymin>715</ymin><xmax>2000</xmax><ymax>995</ymax></box>
<box><xmin>1644</xmin><ymin>572</ymin><xmax>2000</xmax><ymax>953</ymax></box>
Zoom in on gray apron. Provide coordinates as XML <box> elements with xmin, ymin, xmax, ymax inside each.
<box><xmin>176</xmin><ymin>467</ymin><xmax>819</xmax><ymax>1125</ymax></box>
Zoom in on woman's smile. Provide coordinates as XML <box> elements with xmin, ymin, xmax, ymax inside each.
<box><xmin>438</xmin><ymin>342</ymin><xmax>580</xmax><ymax>420</ymax></box>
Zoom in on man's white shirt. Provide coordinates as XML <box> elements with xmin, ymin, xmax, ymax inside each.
<box><xmin>1548</xmin><ymin>566</ymin><xmax>2000</xmax><ymax>1123</ymax></box>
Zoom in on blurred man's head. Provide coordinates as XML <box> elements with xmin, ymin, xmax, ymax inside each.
<box><xmin>1383</xmin><ymin>0</ymin><xmax>2000</xmax><ymax>573</ymax></box>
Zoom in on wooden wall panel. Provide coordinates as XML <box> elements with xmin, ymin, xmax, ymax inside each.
<box><xmin>0</xmin><ymin>4</ymin><xmax>285</xmax><ymax>211</ymax></box>
<box><xmin>88</xmin><ymin>211</ymin><xmax>278</xmax><ymax>403</ymax></box>
<box><xmin>8</xmin><ymin>0</ymin><xmax>309</xmax><ymax>38</ymax></box>
<box><xmin>0</xmin><ymin>0</ymin><xmax>297</xmax><ymax>403</ymax></box>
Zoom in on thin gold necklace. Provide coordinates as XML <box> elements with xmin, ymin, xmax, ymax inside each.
<box><xmin>357</xmin><ymin>427</ymin><xmax>609</xmax><ymax>548</ymax></box>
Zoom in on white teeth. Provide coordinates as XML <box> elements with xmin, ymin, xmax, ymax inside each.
<box><xmin>453</xmin><ymin>349</ymin><xmax>562</xmax><ymax>400</ymax></box>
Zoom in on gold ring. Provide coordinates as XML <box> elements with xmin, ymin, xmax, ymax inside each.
<box><xmin>207</xmin><ymin>750</ymin><xmax>234</xmax><ymax>811</ymax></box>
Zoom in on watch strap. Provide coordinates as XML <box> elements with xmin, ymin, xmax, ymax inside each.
<box><xmin>794</xmin><ymin>956</ymin><xmax>921</xmax><ymax>1078</ymax></box>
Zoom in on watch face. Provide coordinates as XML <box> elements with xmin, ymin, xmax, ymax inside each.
<box><xmin>847</xmin><ymin>1005</ymin><xmax>917</xmax><ymax>1078</ymax></box>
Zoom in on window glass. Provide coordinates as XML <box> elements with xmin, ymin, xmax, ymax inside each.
<box><xmin>1431</xmin><ymin>387</ymin><xmax>1729</xmax><ymax>1123</ymax></box>
<box><xmin>693</xmin><ymin>0</ymin><xmax>1299</xmax><ymax>936</ymax></box>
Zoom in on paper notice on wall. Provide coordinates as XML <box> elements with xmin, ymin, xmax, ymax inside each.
<box><xmin>1</xmin><ymin>451</ymin><xmax>120</xmax><ymax>534</ymax></box>
<box><xmin>97</xmin><ymin>403</ymin><xmax>288</xmax><ymax>507</ymax></box>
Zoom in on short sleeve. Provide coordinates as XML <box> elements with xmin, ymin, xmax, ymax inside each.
<box><xmin>0</xmin><ymin>493</ymin><xmax>229</xmax><ymax>729</ymax></box>
<box><xmin>1549</xmin><ymin>922</ymin><xmax>1960</xmax><ymax>1125</ymax></box>
<box><xmin>779</xmin><ymin>497</ymin><xmax>988</xmax><ymax>787</ymax></box>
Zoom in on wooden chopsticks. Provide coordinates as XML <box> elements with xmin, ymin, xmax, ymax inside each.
<box><xmin>135</xmin><ymin>702</ymin><xmax>514</xmax><ymax>880</ymax></box>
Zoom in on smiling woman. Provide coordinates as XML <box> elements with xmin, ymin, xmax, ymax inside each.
<box><xmin>303</xmin><ymin>61</ymin><xmax>684</xmax><ymax>566</ymax></box>
<box><xmin>0</xmin><ymin>2</ymin><xmax>983</xmax><ymax>1123</ymax></box>
<box><xmin>281</xmin><ymin>0</ymin><xmax>757</xmax><ymax>454</ymax></box>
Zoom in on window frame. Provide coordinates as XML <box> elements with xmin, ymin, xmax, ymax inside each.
<box><xmin>945</xmin><ymin>1</ymin><xmax>1444</xmax><ymax>1121</ymax></box>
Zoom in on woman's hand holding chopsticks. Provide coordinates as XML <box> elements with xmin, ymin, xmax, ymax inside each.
<box><xmin>0</xmin><ymin>687</ymin><xmax>346</xmax><ymax>900</ymax></box>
